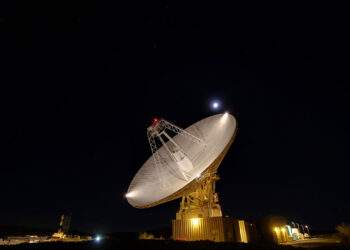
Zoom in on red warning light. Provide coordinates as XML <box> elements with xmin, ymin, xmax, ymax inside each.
<box><xmin>151</xmin><ymin>117</ymin><xmax>160</xmax><ymax>127</ymax></box>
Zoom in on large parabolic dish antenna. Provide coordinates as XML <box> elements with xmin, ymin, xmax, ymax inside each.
<box><xmin>126</xmin><ymin>113</ymin><xmax>237</xmax><ymax>208</ymax></box>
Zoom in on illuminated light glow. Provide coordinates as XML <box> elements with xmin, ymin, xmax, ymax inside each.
<box><xmin>219</xmin><ymin>112</ymin><xmax>229</xmax><ymax>126</ymax></box>
<box><xmin>125</xmin><ymin>190</ymin><xmax>138</xmax><ymax>198</ymax></box>
<box><xmin>281</xmin><ymin>228</ymin><xmax>286</xmax><ymax>233</ymax></box>
<box><xmin>274</xmin><ymin>227</ymin><xmax>280</xmax><ymax>233</ymax></box>
<box><xmin>95</xmin><ymin>235</ymin><xmax>101</xmax><ymax>242</ymax></box>
<box><xmin>190</xmin><ymin>218</ymin><xmax>200</xmax><ymax>227</ymax></box>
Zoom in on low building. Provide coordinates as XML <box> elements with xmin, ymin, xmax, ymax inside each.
<box><xmin>172</xmin><ymin>217</ymin><xmax>257</xmax><ymax>243</ymax></box>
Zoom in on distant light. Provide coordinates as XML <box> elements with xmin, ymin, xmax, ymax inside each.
<box><xmin>95</xmin><ymin>235</ymin><xmax>101</xmax><ymax>242</ymax></box>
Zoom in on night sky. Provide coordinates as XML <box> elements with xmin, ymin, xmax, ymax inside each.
<box><xmin>1</xmin><ymin>2</ymin><xmax>349</xmax><ymax>233</ymax></box>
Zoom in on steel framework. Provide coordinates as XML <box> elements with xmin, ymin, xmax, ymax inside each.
<box><xmin>147</xmin><ymin>118</ymin><xmax>205</xmax><ymax>185</ymax></box>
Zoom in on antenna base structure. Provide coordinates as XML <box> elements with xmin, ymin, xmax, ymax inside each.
<box><xmin>176</xmin><ymin>172</ymin><xmax>222</xmax><ymax>220</ymax></box>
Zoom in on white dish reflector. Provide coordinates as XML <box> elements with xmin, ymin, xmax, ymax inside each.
<box><xmin>126</xmin><ymin>113</ymin><xmax>237</xmax><ymax>208</ymax></box>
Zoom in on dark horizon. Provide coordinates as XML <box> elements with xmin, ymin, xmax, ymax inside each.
<box><xmin>1</xmin><ymin>2</ymin><xmax>349</xmax><ymax>234</ymax></box>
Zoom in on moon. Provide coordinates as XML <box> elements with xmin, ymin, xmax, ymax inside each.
<box><xmin>210</xmin><ymin>100</ymin><xmax>221</xmax><ymax>110</ymax></box>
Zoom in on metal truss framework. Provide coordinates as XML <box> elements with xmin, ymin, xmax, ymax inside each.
<box><xmin>175</xmin><ymin>172</ymin><xmax>222</xmax><ymax>220</ymax></box>
<box><xmin>147</xmin><ymin>118</ymin><xmax>205</xmax><ymax>185</ymax></box>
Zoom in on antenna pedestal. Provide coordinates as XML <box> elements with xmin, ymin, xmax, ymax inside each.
<box><xmin>172</xmin><ymin>172</ymin><xmax>228</xmax><ymax>242</ymax></box>
<box><xmin>175</xmin><ymin>173</ymin><xmax>222</xmax><ymax>220</ymax></box>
